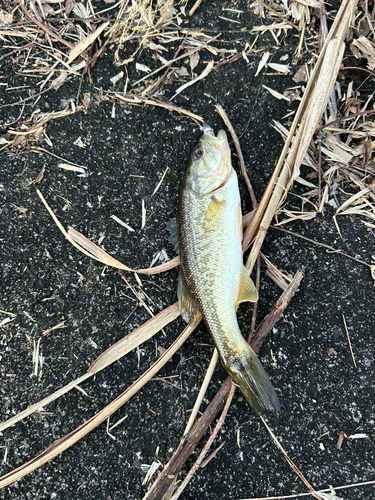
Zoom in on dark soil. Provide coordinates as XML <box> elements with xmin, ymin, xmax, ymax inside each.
<box><xmin>1</xmin><ymin>2</ymin><xmax>374</xmax><ymax>499</ymax></box>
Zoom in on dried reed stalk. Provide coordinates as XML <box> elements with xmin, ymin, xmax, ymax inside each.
<box><xmin>242</xmin><ymin>0</ymin><xmax>358</xmax><ymax>274</ymax></box>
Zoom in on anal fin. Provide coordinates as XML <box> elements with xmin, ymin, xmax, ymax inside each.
<box><xmin>236</xmin><ymin>266</ymin><xmax>258</xmax><ymax>304</ymax></box>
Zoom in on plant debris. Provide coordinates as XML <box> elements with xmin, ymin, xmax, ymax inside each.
<box><xmin>1</xmin><ymin>0</ymin><xmax>374</xmax><ymax>499</ymax></box>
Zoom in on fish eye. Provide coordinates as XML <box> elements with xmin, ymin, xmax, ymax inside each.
<box><xmin>193</xmin><ymin>149</ymin><xmax>203</xmax><ymax>160</ymax></box>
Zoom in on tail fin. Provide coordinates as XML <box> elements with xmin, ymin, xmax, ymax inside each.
<box><xmin>224</xmin><ymin>344</ymin><xmax>280</xmax><ymax>413</ymax></box>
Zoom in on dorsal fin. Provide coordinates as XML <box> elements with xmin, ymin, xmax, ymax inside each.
<box><xmin>236</xmin><ymin>266</ymin><xmax>258</xmax><ymax>304</ymax></box>
<box><xmin>178</xmin><ymin>269</ymin><xmax>200</xmax><ymax>323</ymax></box>
<box><xmin>165</xmin><ymin>218</ymin><xmax>179</xmax><ymax>254</ymax></box>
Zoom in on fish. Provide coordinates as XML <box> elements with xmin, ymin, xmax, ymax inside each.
<box><xmin>176</xmin><ymin>125</ymin><xmax>280</xmax><ymax>413</ymax></box>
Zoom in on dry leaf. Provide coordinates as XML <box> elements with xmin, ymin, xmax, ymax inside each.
<box><xmin>276</xmin><ymin>210</ymin><xmax>316</xmax><ymax>225</ymax></box>
<box><xmin>67</xmin><ymin>21</ymin><xmax>109</xmax><ymax>64</ymax></box>
<box><xmin>136</xmin><ymin>62</ymin><xmax>152</xmax><ymax>73</ymax></box>
<box><xmin>337</xmin><ymin>431</ymin><xmax>345</xmax><ymax>449</ymax></box>
<box><xmin>34</xmin><ymin>166</ymin><xmax>45</xmax><ymax>184</ymax></box>
<box><xmin>292</xmin><ymin>64</ymin><xmax>307</xmax><ymax>83</ymax></box>
<box><xmin>350</xmin><ymin>36</ymin><xmax>375</xmax><ymax>69</ymax></box>
<box><xmin>73</xmin><ymin>137</ymin><xmax>85</xmax><ymax>148</ymax></box>
<box><xmin>65</xmin><ymin>0</ymin><xmax>73</xmax><ymax>16</ymax></box>
<box><xmin>263</xmin><ymin>85</ymin><xmax>290</xmax><ymax>101</ymax></box>
<box><xmin>0</xmin><ymin>8</ymin><xmax>13</xmax><ymax>24</ymax></box>
<box><xmin>354</xmin><ymin>18</ymin><xmax>371</xmax><ymax>38</ymax></box>
<box><xmin>42</xmin><ymin>4</ymin><xmax>55</xmax><ymax>16</ymax></box>
<box><xmin>174</xmin><ymin>66</ymin><xmax>190</xmax><ymax>77</ymax></box>
<box><xmin>110</xmin><ymin>71</ymin><xmax>124</xmax><ymax>84</ymax></box>
<box><xmin>110</xmin><ymin>215</ymin><xmax>135</xmax><ymax>232</ymax></box>
<box><xmin>322</xmin><ymin>135</ymin><xmax>355</xmax><ymax>164</ymax></box>
<box><xmin>57</xmin><ymin>163</ymin><xmax>86</xmax><ymax>173</ymax></box>
<box><xmin>72</xmin><ymin>2</ymin><xmax>92</xmax><ymax>29</ymax></box>
<box><xmin>82</xmin><ymin>93</ymin><xmax>91</xmax><ymax>110</ymax></box>
<box><xmin>189</xmin><ymin>52</ymin><xmax>200</xmax><ymax>71</ymax></box>
<box><xmin>336</xmin><ymin>187</ymin><xmax>371</xmax><ymax>214</ymax></box>
<box><xmin>255</xmin><ymin>51</ymin><xmax>270</xmax><ymax>77</ymax></box>
<box><xmin>142</xmin><ymin>461</ymin><xmax>161</xmax><ymax>486</ymax></box>
<box><xmin>51</xmin><ymin>71</ymin><xmax>68</xmax><ymax>90</ymax></box>
<box><xmin>172</xmin><ymin>61</ymin><xmax>214</xmax><ymax>99</ymax></box>
<box><xmin>268</xmin><ymin>63</ymin><xmax>290</xmax><ymax>74</ymax></box>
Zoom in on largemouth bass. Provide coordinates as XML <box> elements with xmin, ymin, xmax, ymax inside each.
<box><xmin>177</xmin><ymin>125</ymin><xmax>280</xmax><ymax>413</ymax></box>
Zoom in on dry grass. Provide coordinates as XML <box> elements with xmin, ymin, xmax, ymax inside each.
<box><xmin>0</xmin><ymin>0</ymin><xmax>242</xmax><ymax>154</ymax></box>
<box><xmin>1</xmin><ymin>0</ymin><xmax>374</xmax><ymax>498</ymax></box>
<box><xmin>266</xmin><ymin>2</ymin><xmax>375</xmax><ymax>233</ymax></box>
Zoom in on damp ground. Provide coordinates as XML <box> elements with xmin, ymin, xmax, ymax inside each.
<box><xmin>1</xmin><ymin>2</ymin><xmax>374</xmax><ymax>499</ymax></box>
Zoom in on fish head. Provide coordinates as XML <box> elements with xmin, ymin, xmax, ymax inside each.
<box><xmin>186</xmin><ymin>126</ymin><xmax>232</xmax><ymax>196</ymax></box>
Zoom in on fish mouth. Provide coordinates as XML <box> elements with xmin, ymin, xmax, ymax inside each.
<box><xmin>200</xmin><ymin>128</ymin><xmax>229</xmax><ymax>155</ymax></box>
<box><xmin>200</xmin><ymin>128</ymin><xmax>232</xmax><ymax>193</ymax></box>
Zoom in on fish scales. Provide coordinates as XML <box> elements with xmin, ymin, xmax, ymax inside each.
<box><xmin>177</xmin><ymin>125</ymin><xmax>280</xmax><ymax>413</ymax></box>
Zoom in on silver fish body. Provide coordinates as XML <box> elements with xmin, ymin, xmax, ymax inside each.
<box><xmin>177</xmin><ymin>126</ymin><xmax>280</xmax><ymax>413</ymax></box>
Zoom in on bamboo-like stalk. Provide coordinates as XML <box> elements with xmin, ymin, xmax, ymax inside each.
<box><xmin>183</xmin><ymin>349</ymin><xmax>219</xmax><ymax>436</ymax></box>
<box><xmin>170</xmin><ymin>383</ymin><xmax>236</xmax><ymax>500</ymax></box>
<box><xmin>243</xmin><ymin>0</ymin><xmax>358</xmax><ymax>274</ymax></box>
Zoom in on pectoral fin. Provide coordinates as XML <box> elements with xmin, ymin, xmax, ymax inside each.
<box><xmin>204</xmin><ymin>196</ymin><xmax>226</xmax><ymax>232</ymax></box>
<box><xmin>236</xmin><ymin>266</ymin><xmax>258</xmax><ymax>304</ymax></box>
<box><xmin>178</xmin><ymin>269</ymin><xmax>199</xmax><ymax>322</ymax></box>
